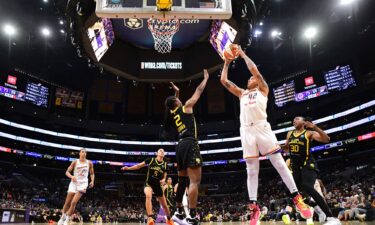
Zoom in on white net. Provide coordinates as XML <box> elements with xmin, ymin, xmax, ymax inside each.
<box><xmin>147</xmin><ymin>18</ymin><xmax>180</xmax><ymax>54</ymax></box>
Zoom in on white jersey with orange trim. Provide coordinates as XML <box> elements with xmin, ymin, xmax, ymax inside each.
<box><xmin>240</xmin><ymin>88</ymin><xmax>268</xmax><ymax>125</ymax></box>
<box><xmin>239</xmin><ymin>88</ymin><xmax>280</xmax><ymax>158</ymax></box>
<box><xmin>74</xmin><ymin>159</ymin><xmax>90</xmax><ymax>183</ymax></box>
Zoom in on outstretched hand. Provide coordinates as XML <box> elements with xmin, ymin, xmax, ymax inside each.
<box><xmin>169</xmin><ymin>82</ymin><xmax>179</xmax><ymax>91</ymax></box>
<box><xmin>224</xmin><ymin>57</ymin><xmax>233</xmax><ymax>65</ymax></box>
<box><xmin>236</xmin><ymin>44</ymin><xmax>245</xmax><ymax>57</ymax></box>
<box><xmin>304</xmin><ymin>121</ymin><xmax>316</xmax><ymax>130</ymax></box>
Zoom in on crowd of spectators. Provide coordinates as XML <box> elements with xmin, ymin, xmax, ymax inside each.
<box><xmin>1</xmin><ymin>159</ymin><xmax>374</xmax><ymax>223</ymax></box>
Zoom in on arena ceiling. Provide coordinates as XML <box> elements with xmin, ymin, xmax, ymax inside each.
<box><xmin>0</xmin><ymin>0</ymin><xmax>374</xmax><ymax>89</ymax></box>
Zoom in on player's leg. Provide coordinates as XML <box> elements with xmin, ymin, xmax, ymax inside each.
<box><xmin>157</xmin><ymin>195</ymin><xmax>174</xmax><ymax>225</ymax></box>
<box><xmin>173</xmin><ymin>138</ymin><xmax>190</xmax><ymax>219</ymax></box>
<box><xmin>184</xmin><ymin>138</ymin><xmax>202</xmax><ymax>225</ymax></box>
<box><xmin>300</xmin><ymin>168</ymin><xmax>340</xmax><ymax>225</ymax></box>
<box><xmin>173</xmin><ymin>170</ymin><xmax>189</xmax><ymax>224</ymax></box>
<box><xmin>182</xmin><ymin>190</ymin><xmax>189</xmax><ymax>216</ymax></box>
<box><xmin>65</xmin><ymin>191</ymin><xmax>84</xmax><ymax>225</ymax></box>
<box><xmin>58</xmin><ymin>192</ymin><xmax>75</xmax><ymax>225</ymax></box>
<box><xmin>187</xmin><ymin>166</ymin><xmax>201</xmax><ymax>218</ymax></box>
<box><xmin>245</xmin><ymin>158</ymin><xmax>261</xmax><ymax>225</ymax></box>
<box><xmin>257</xmin><ymin>122</ymin><xmax>312</xmax><ymax>219</ymax></box>
<box><xmin>242</xmin><ymin>126</ymin><xmax>260</xmax><ymax>225</ymax></box>
<box><xmin>144</xmin><ymin>186</ymin><xmax>155</xmax><ymax>225</ymax></box>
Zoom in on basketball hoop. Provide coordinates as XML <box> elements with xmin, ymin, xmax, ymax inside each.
<box><xmin>147</xmin><ymin>18</ymin><xmax>180</xmax><ymax>54</ymax></box>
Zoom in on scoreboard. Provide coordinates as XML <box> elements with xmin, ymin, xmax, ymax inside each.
<box><xmin>324</xmin><ymin>65</ymin><xmax>356</xmax><ymax>91</ymax></box>
<box><xmin>273</xmin><ymin>65</ymin><xmax>356</xmax><ymax>108</ymax></box>
<box><xmin>273</xmin><ymin>80</ymin><xmax>296</xmax><ymax>107</ymax></box>
<box><xmin>0</xmin><ymin>73</ymin><xmax>49</xmax><ymax>108</ymax></box>
<box><xmin>25</xmin><ymin>82</ymin><xmax>49</xmax><ymax>107</ymax></box>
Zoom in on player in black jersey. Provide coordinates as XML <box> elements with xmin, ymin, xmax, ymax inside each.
<box><xmin>285</xmin><ymin>117</ymin><xmax>341</xmax><ymax>225</ymax></box>
<box><xmin>163</xmin><ymin>177</ymin><xmax>175</xmax><ymax>214</ymax></box>
<box><xmin>121</xmin><ymin>149</ymin><xmax>174</xmax><ymax>225</ymax></box>
<box><xmin>164</xmin><ymin>70</ymin><xmax>209</xmax><ymax>225</ymax></box>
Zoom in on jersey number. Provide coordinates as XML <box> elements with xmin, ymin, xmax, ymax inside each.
<box><xmin>174</xmin><ymin>115</ymin><xmax>182</xmax><ymax>126</ymax></box>
<box><xmin>290</xmin><ymin>145</ymin><xmax>300</xmax><ymax>153</ymax></box>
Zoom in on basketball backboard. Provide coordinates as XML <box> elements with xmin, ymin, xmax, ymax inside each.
<box><xmin>96</xmin><ymin>0</ymin><xmax>232</xmax><ymax>19</ymax></box>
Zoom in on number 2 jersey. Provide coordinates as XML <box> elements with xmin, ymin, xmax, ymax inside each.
<box><xmin>288</xmin><ymin>129</ymin><xmax>317</xmax><ymax>171</ymax></box>
<box><xmin>170</xmin><ymin>106</ymin><xmax>197</xmax><ymax>139</ymax></box>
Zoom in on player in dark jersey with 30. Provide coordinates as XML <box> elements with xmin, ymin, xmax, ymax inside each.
<box><xmin>164</xmin><ymin>177</ymin><xmax>175</xmax><ymax>214</ymax></box>
<box><xmin>121</xmin><ymin>149</ymin><xmax>174</xmax><ymax>225</ymax></box>
<box><xmin>285</xmin><ymin>117</ymin><xmax>341</xmax><ymax>225</ymax></box>
<box><xmin>164</xmin><ymin>69</ymin><xmax>209</xmax><ymax>225</ymax></box>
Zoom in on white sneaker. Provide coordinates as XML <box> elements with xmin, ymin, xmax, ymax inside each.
<box><xmin>63</xmin><ymin>217</ymin><xmax>70</xmax><ymax>225</ymax></box>
<box><xmin>323</xmin><ymin>217</ymin><xmax>341</xmax><ymax>225</ymax></box>
<box><xmin>58</xmin><ymin>215</ymin><xmax>66</xmax><ymax>225</ymax></box>
<box><xmin>306</xmin><ymin>218</ymin><xmax>314</xmax><ymax>225</ymax></box>
<box><xmin>172</xmin><ymin>211</ymin><xmax>187</xmax><ymax>225</ymax></box>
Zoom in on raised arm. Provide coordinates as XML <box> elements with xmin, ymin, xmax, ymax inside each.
<box><xmin>238</xmin><ymin>47</ymin><xmax>269</xmax><ymax>95</ymax></box>
<box><xmin>66</xmin><ymin>160</ymin><xmax>77</xmax><ymax>181</ymax></box>
<box><xmin>89</xmin><ymin>161</ymin><xmax>95</xmax><ymax>188</ymax></box>
<box><xmin>121</xmin><ymin>161</ymin><xmax>146</xmax><ymax>171</ymax></box>
<box><xmin>305</xmin><ymin>121</ymin><xmax>330</xmax><ymax>143</ymax></box>
<box><xmin>184</xmin><ymin>69</ymin><xmax>209</xmax><ymax>112</ymax></box>
<box><xmin>170</xmin><ymin>82</ymin><xmax>180</xmax><ymax>98</ymax></box>
<box><xmin>220</xmin><ymin>58</ymin><xmax>244</xmax><ymax>98</ymax></box>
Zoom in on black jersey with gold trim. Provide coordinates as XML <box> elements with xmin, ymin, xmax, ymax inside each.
<box><xmin>144</xmin><ymin>157</ymin><xmax>167</xmax><ymax>182</ymax></box>
<box><xmin>288</xmin><ymin>129</ymin><xmax>316</xmax><ymax>169</ymax></box>
<box><xmin>170</xmin><ymin>106</ymin><xmax>197</xmax><ymax>139</ymax></box>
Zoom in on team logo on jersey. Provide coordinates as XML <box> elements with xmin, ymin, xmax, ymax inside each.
<box><xmin>124</xmin><ymin>18</ymin><xmax>143</xmax><ymax>29</ymax></box>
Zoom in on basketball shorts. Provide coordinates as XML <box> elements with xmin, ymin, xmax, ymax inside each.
<box><xmin>145</xmin><ymin>179</ymin><xmax>163</xmax><ymax>197</ymax></box>
<box><xmin>68</xmin><ymin>181</ymin><xmax>88</xmax><ymax>194</ymax></box>
<box><xmin>240</xmin><ymin>120</ymin><xmax>280</xmax><ymax>159</ymax></box>
<box><xmin>176</xmin><ymin>137</ymin><xmax>202</xmax><ymax>171</ymax></box>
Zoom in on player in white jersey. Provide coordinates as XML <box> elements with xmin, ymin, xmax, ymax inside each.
<box><xmin>220</xmin><ymin>45</ymin><xmax>312</xmax><ymax>225</ymax></box>
<box><xmin>57</xmin><ymin>149</ymin><xmax>95</xmax><ymax>225</ymax></box>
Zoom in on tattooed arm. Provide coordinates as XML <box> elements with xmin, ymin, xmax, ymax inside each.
<box><xmin>220</xmin><ymin>59</ymin><xmax>244</xmax><ymax>98</ymax></box>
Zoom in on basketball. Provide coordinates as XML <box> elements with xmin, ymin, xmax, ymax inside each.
<box><xmin>224</xmin><ymin>44</ymin><xmax>240</xmax><ymax>60</ymax></box>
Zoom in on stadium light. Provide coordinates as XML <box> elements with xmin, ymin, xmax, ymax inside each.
<box><xmin>3</xmin><ymin>24</ymin><xmax>16</xmax><ymax>36</ymax></box>
<box><xmin>254</xmin><ymin>30</ymin><xmax>262</xmax><ymax>37</ymax></box>
<box><xmin>271</xmin><ymin>29</ymin><xmax>282</xmax><ymax>38</ymax></box>
<box><xmin>340</xmin><ymin>0</ymin><xmax>355</xmax><ymax>5</ymax></box>
<box><xmin>41</xmin><ymin>27</ymin><xmax>51</xmax><ymax>37</ymax></box>
<box><xmin>304</xmin><ymin>26</ymin><xmax>318</xmax><ymax>39</ymax></box>
<box><xmin>259</xmin><ymin>22</ymin><xmax>264</xmax><ymax>26</ymax></box>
